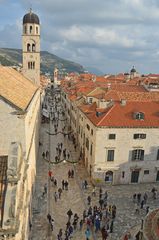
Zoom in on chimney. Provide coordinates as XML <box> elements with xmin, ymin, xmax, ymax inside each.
<box><xmin>120</xmin><ymin>99</ymin><xmax>126</xmax><ymax>106</ymax></box>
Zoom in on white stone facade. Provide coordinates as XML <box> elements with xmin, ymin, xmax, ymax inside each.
<box><xmin>22</xmin><ymin>21</ymin><xmax>40</xmax><ymax>85</ymax></box>
<box><xmin>0</xmin><ymin>90</ymin><xmax>41</xmax><ymax>239</ymax></box>
<box><xmin>61</xmin><ymin>89</ymin><xmax>159</xmax><ymax>185</ymax></box>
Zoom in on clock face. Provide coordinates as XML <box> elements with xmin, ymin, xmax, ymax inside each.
<box><xmin>30</xmin><ymin>55</ymin><xmax>33</xmax><ymax>58</ymax></box>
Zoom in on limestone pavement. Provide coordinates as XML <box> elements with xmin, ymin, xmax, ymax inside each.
<box><xmin>30</xmin><ymin>103</ymin><xmax>159</xmax><ymax>240</ymax></box>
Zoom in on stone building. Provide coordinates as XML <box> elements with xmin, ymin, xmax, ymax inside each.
<box><xmin>0</xmin><ymin>66</ymin><xmax>41</xmax><ymax>239</ymax></box>
<box><xmin>22</xmin><ymin>9</ymin><xmax>40</xmax><ymax>85</ymax></box>
<box><xmin>61</xmin><ymin>74</ymin><xmax>159</xmax><ymax>184</ymax></box>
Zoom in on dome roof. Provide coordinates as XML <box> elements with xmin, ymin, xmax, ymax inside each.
<box><xmin>23</xmin><ymin>9</ymin><xmax>40</xmax><ymax>25</ymax></box>
<box><xmin>130</xmin><ymin>66</ymin><xmax>136</xmax><ymax>73</ymax></box>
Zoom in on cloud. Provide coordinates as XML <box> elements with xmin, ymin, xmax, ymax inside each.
<box><xmin>1</xmin><ymin>0</ymin><xmax>159</xmax><ymax>73</ymax></box>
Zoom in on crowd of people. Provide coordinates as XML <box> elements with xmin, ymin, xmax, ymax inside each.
<box><xmin>39</xmin><ymin>90</ymin><xmax>159</xmax><ymax>240</ymax></box>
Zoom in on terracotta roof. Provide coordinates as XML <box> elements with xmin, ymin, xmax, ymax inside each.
<box><xmin>80</xmin><ymin>101</ymin><xmax>159</xmax><ymax>127</ymax></box>
<box><xmin>0</xmin><ymin>66</ymin><xmax>38</xmax><ymax>111</ymax></box>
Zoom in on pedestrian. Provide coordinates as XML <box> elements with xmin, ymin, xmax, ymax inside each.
<box><xmin>50</xmin><ymin>218</ymin><xmax>54</xmax><ymax>231</ymax></box>
<box><xmin>47</xmin><ymin>213</ymin><xmax>51</xmax><ymax>223</ymax></box>
<box><xmin>135</xmin><ymin>203</ymin><xmax>140</xmax><ymax>214</ymax></box>
<box><xmin>101</xmin><ymin>226</ymin><xmax>108</xmax><ymax>240</ymax></box>
<box><xmin>68</xmin><ymin>170</ymin><xmax>71</xmax><ymax>178</ymax></box>
<box><xmin>143</xmin><ymin>192</ymin><xmax>148</xmax><ymax>204</ymax></box>
<box><xmin>85</xmin><ymin>228</ymin><xmax>91</xmax><ymax>240</ymax></box>
<box><xmin>87</xmin><ymin>196</ymin><xmax>91</xmax><ymax>205</ymax></box>
<box><xmin>67</xmin><ymin>152</ymin><xmax>70</xmax><ymax>159</ymax></box>
<box><xmin>57</xmin><ymin>229</ymin><xmax>62</xmax><ymax>240</ymax></box>
<box><xmin>133</xmin><ymin>193</ymin><xmax>137</xmax><ymax>203</ymax></box>
<box><xmin>58</xmin><ymin>187</ymin><xmax>62</xmax><ymax>199</ymax></box>
<box><xmin>95</xmin><ymin>216</ymin><xmax>101</xmax><ymax>232</ymax></box>
<box><xmin>65</xmin><ymin>180</ymin><xmax>69</xmax><ymax>190</ymax></box>
<box><xmin>67</xmin><ymin>209</ymin><xmax>73</xmax><ymax>220</ymax></box>
<box><xmin>54</xmin><ymin>191</ymin><xmax>58</xmax><ymax>202</ymax></box>
<box><xmin>84</xmin><ymin>180</ymin><xmax>88</xmax><ymax>189</ymax></box>
<box><xmin>42</xmin><ymin>152</ymin><xmax>45</xmax><ymax>159</ymax></box>
<box><xmin>137</xmin><ymin>193</ymin><xmax>141</xmax><ymax>204</ymax></box>
<box><xmin>79</xmin><ymin>219</ymin><xmax>83</xmax><ymax>230</ymax></box>
<box><xmin>54</xmin><ymin>179</ymin><xmax>57</xmax><ymax>187</ymax></box>
<box><xmin>68</xmin><ymin>225</ymin><xmax>73</xmax><ymax>237</ymax></box>
<box><xmin>44</xmin><ymin>183</ymin><xmax>47</xmax><ymax>195</ymax></box>
<box><xmin>73</xmin><ymin>213</ymin><xmax>79</xmax><ymax>229</ymax></box>
<box><xmin>92</xmin><ymin>186</ymin><xmax>96</xmax><ymax>196</ymax></box>
<box><xmin>62</xmin><ymin>179</ymin><xmax>65</xmax><ymax>190</ymax></box>
<box><xmin>146</xmin><ymin>206</ymin><xmax>150</xmax><ymax>215</ymax></box>
<box><xmin>140</xmin><ymin>199</ymin><xmax>144</xmax><ymax>209</ymax></box>
<box><xmin>48</xmin><ymin>170</ymin><xmax>52</xmax><ymax>179</ymax></box>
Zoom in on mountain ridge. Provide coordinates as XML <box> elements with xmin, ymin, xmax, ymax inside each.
<box><xmin>0</xmin><ymin>48</ymin><xmax>86</xmax><ymax>74</ymax></box>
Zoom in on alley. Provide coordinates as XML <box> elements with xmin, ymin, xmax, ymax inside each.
<box><xmin>30</xmin><ymin>89</ymin><xmax>159</xmax><ymax>240</ymax></box>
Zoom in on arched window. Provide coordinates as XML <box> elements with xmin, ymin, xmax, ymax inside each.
<box><xmin>32</xmin><ymin>44</ymin><xmax>35</xmax><ymax>52</ymax></box>
<box><xmin>32</xmin><ymin>62</ymin><xmax>35</xmax><ymax>69</ymax></box>
<box><xmin>36</xmin><ymin>27</ymin><xmax>38</xmax><ymax>34</ymax></box>
<box><xmin>27</xmin><ymin>43</ymin><xmax>31</xmax><ymax>52</ymax></box>
<box><xmin>28</xmin><ymin>62</ymin><xmax>30</xmax><ymax>69</ymax></box>
<box><xmin>30</xmin><ymin>26</ymin><xmax>32</xmax><ymax>34</ymax></box>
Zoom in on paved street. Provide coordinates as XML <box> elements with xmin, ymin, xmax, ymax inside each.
<box><xmin>30</xmin><ymin>97</ymin><xmax>159</xmax><ymax>240</ymax></box>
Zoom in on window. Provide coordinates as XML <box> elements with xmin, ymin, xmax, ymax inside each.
<box><xmin>36</xmin><ymin>26</ymin><xmax>38</xmax><ymax>34</ymax></box>
<box><xmin>132</xmin><ymin>149</ymin><xmax>144</xmax><ymax>161</ymax></box>
<box><xmin>32</xmin><ymin>62</ymin><xmax>35</xmax><ymax>69</ymax></box>
<box><xmin>27</xmin><ymin>43</ymin><xmax>31</xmax><ymax>52</ymax></box>
<box><xmin>86</xmin><ymin>138</ymin><xmax>89</xmax><ymax>150</ymax></box>
<box><xmin>88</xmin><ymin>97</ymin><xmax>93</xmax><ymax>104</ymax></box>
<box><xmin>133</xmin><ymin>134</ymin><xmax>146</xmax><ymax>139</ymax></box>
<box><xmin>91</xmin><ymin>129</ymin><xmax>93</xmax><ymax>135</ymax></box>
<box><xmin>107</xmin><ymin>150</ymin><xmax>114</xmax><ymax>161</ymax></box>
<box><xmin>32</xmin><ymin>44</ymin><xmax>36</xmax><ymax>52</ymax></box>
<box><xmin>109</xmin><ymin>134</ymin><xmax>116</xmax><ymax>140</ymax></box>
<box><xmin>133</xmin><ymin>112</ymin><xmax>145</xmax><ymax>120</ymax></box>
<box><xmin>157</xmin><ymin>149</ymin><xmax>159</xmax><ymax>160</ymax></box>
<box><xmin>30</xmin><ymin>25</ymin><xmax>33</xmax><ymax>33</ymax></box>
<box><xmin>144</xmin><ymin>170</ymin><xmax>149</xmax><ymax>175</ymax></box>
<box><xmin>86</xmin><ymin>124</ymin><xmax>90</xmax><ymax>131</ymax></box>
<box><xmin>90</xmin><ymin>144</ymin><xmax>93</xmax><ymax>155</ymax></box>
<box><xmin>122</xmin><ymin>171</ymin><xmax>125</xmax><ymax>178</ymax></box>
<box><xmin>28</xmin><ymin>61</ymin><xmax>35</xmax><ymax>69</ymax></box>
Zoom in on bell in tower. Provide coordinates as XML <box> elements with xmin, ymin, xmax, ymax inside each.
<box><xmin>22</xmin><ymin>9</ymin><xmax>40</xmax><ymax>85</ymax></box>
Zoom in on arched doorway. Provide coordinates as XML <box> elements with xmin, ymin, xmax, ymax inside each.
<box><xmin>105</xmin><ymin>171</ymin><xmax>113</xmax><ymax>182</ymax></box>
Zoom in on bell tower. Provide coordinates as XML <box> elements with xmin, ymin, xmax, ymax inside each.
<box><xmin>22</xmin><ymin>9</ymin><xmax>40</xmax><ymax>85</ymax></box>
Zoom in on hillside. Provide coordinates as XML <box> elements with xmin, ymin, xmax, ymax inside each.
<box><xmin>0</xmin><ymin>48</ymin><xmax>85</xmax><ymax>74</ymax></box>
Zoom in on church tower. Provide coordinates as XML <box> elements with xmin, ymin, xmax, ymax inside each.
<box><xmin>22</xmin><ymin>9</ymin><xmax>40</xmax><ymax>85</ymax></box>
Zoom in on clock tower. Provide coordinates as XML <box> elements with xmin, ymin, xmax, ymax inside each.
<box><xmin>22</xmin><ymin>9</ymin><xmax>40</xmax><ymax>85</ymax></box>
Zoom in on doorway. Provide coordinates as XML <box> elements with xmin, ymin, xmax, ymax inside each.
<box><xmin>156</xmin><ymin>171</ymin><xmax>159</xmax><ymax>181</ymax></box>
<box><xmin>131</xmin><ymin>170</ymin><xmax>139</xmax><ymax>183</ymax></box>
<box><xmin>105</xmin><ymin>171</ymin><xmax>113</xmax><ymax>182</ymax></box>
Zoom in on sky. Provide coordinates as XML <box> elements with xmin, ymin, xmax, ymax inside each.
<box><xmin>1</xmin><ymin>0</ymin><xmax>159</xmax><ymax>74</ymax></box>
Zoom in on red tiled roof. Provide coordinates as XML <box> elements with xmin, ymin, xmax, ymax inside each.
<box><xmin>80</xmin><ymin>101</ymin><xmax>159</xmax><ymax>127</ymax></box>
